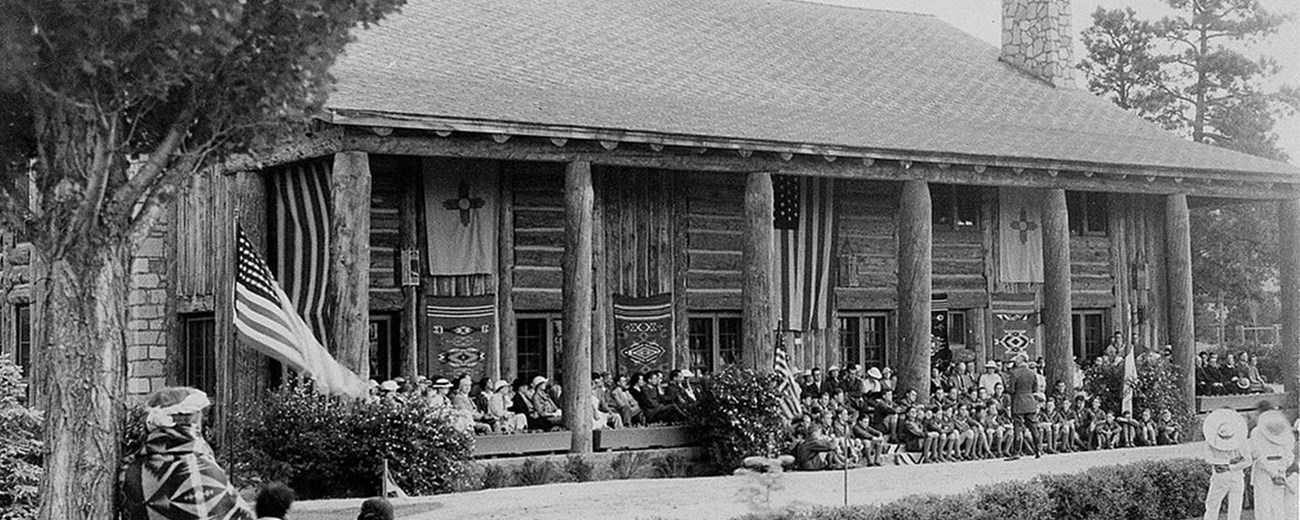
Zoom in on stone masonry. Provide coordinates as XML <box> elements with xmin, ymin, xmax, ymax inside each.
<box><xmin>126</xmin><ymin>213</ymin><xmax>172</xmax><ymax>396</ymax></box>
<box><xmin>1001</xmin><ymin>0</ymin><xmax>1074</xmax><ymax>88</ymax></box>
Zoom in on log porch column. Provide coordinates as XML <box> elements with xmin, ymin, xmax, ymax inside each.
<box><xmin>897</xmin><ymin>180</ymin><xmax>932</xmax><ymax>403</ymax></box>
<box><xmin>328</xmin><ymin>151</ymin><xmax>372</xmax><ymax>378</ymax></box>
<box><xmin>742</xmin><ymin>172</ymin><xmax>775</xmax><ymax>372</ymax></box>
<box><xmin>561</xmin><ymin>160</ymin><xmax>594</xmax><ymax>453</ymax></box>
<box><xmin>1277</xmin><ymin>199</ymin><xmax>1300</xmax><ymax>398</ymax></box>
<box><xmin>1165</xmin><ymin>194</ymin><xmax>1195</xmax><ymax>411</ymax></box>
<box><xmin>1041</xmin><ymin>188</ymin><xmax>1072</xmax><ymax>393</ymax></box>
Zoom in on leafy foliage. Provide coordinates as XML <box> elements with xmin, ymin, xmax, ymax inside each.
<box><xmin>563</xmin><ymin>455</ymin><xmax>594</xmax><ymax>483</ymax></box>
<box><xmin>478</xmin><ymin>464</ymin><xmax>512</xmax><ymax>490</ymax></box>
<box><xmin>513</xmin><ymin>458</ymin><xmax>564</xmax><ymax>487</ymax></box>
<box><xmin>650</xmin><ymin>453</ymin><xmax>692</xmax><ymax>479</ymax></box>
<box><xmin>1083</xmin><ymin>355</ymin><xmax>1191</xmax><ymax>435</ymax></box>
<box><xmin>228</xmin><ymin>384</ymin><xmax>473</xmax><ymax>499</ymax></box>
<box><xmin>0</xmin><ymin>356</ymin><xmax>41</xmax><ymax>520</ymax></box>
<box><xmin>687</xmin><ymin>367</ymin><xmax>794</xmax><ymax>471</ymax></box>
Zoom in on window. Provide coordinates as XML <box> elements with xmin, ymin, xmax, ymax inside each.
<box><xmin>838</xmin><ymin>313</ymin><xmax>888</xmax><ymax>369</ymax></box>
<box><xmin>14</xmin><ymin>304</ymin><xmax>30</xmax><ymax>379</ymax></box>
<box><xmin>929</xmin><ymin>310</ymin><xmax>967</xmax><ymax>351</ymax></box>
<box><xmin>1067</xmin><ymin>192</ymin><xmax>1108</xmax><ymax>235</ymax></box>
<box><xmin>181</xmin><ymin>314</ymin><xmax>217</xmax><ymax>395</ymax></box>
<box><xmin>369</xmin><ymin>313</ymin><xmax>400</xmax><ymax>382</ymax></box>
<box><xmin>931</xmin><ymin>184</ymin><xmax>980</xmax><ymax>231</ymax></box>
<box><xmin>516</xmin><ymin>314</ymin><xmax>561</xmax><ymax>381</ymax></box>
<box><xmin>687</xmin><ymin>314</ymin><xmax>742</xmax><ymax>375</ymax></box>
<box><xmin>1071</xmin><ymin>310</ymin><xmax>1109</xmax><ymax>363</ymax></box>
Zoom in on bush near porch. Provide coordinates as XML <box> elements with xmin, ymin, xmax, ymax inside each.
<box><xmin>1082</xmin><ymin>354</ymin><xmax>1193</xmax><ymax>437</ymax></box>
<box><xmin>0</xmin><ymin>356</ymin><xmax>41</xmax><ymax>520</ymax></box>
<box><xmin>227</xmin><ymin>385</ymin><xmax>474</xmax><ymax>499</ymax></box>
<box><xmin>735</xmin><ymin>458</ymin><xmax>1211</xmax><ymax>520</ymax></box>
<box><xmin>685</xmin><ymin>367</ymin><xmax>795</xmax><ymax>473</ymax></box>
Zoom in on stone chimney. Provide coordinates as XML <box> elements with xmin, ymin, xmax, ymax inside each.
<box><xmin>1001</xmin><ymin>0</ymin><xmax>1074</xmax><ymax>88</ymax></box>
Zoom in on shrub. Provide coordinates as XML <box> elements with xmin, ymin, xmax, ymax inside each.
<box><xmin>688</xmin><ymin>366</ymin><xmax>794</xmax><ymax>471</ymax></box>
<box><xmin>0</xmin><ymin>356</ymin><xmax>41</xmax><ymax>520</ymax></box>
<box><xmin>564</xmin><ymin>455</ymin><xmax>594</xmax><ymax>483</ymax></box>
<box><xmin>969</xmin><ymin>480</ymin><xmax>1051</xmax><ymax>520</ymax></box>
<box><xmin>1082</xmin><ymin>355</ymin><xmax>1190</xmax><ymax>437</ymax></box>
<box><xmin>609</xmin><ymin>452</ymin><xmax>651</xmax><ymax>480</ymax></box>
<box><xmin>514</xmin><ymin>458</ymin><xmax>564</xmax><ymax>486</ymax></box>
<box><xmin>228</xmin><ymin>384</ymin><xmax>473</xmax><ymax>499</ymax></box>
<box><xmin>479</xmin><ymin>463</ymin><xmax>512</xmax><ymax>489</ymax></box>
<box><xmin>651</xmin><ymin>453</ymin><xmax>692</xmax><ymax>479</ymax></box>
<box><xmin>873</xmin><ymin>494</ymin><xmax>978</xmax><ymax>520</ymax></box>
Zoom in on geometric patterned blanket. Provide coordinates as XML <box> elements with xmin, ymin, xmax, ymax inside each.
<box><xmin>425</xmin><ymin>294</ymin><xmax>495</xmax><ymax>380</ymax></box>
<box><xmin>990</xmin><ymin>292</ymin><xmax>1038</xmax><ymax>360</ymax></box>
<box><xmin>119</xmin><ymin>427</ymin><xmax>253</xmax><ymax>520</ymax></box>
<box><xmin>613</xmin><ymin>293</ymin><xmax>673</xmax><ymax>375</ymax></box>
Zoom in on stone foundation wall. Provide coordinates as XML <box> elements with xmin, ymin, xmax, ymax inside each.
<box><xmin>1001</xmin><ymin>0</ymin><xmax>1074</xmax><ymax>88</ymax></box>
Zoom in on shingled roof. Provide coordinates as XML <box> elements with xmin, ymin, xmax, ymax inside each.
<box><xmin>326</xmin><ymin>0</ymin><xmax>1298</xmax><ymax>178</ymax></box>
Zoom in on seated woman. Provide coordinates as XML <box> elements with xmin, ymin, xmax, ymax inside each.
<box><xmin>484</xmin><ymin>380</ymin><xmax>528</xmax><ymax>433</ymax></box>
<box><xmin>120</xmin><ymin>387</ymin><xmax>254</xmax><ymax>520</ymax></box>
<box><xmin>449</xmin><ymin>374</ymin><xmax>493</xmax><ymax>434</ymax></box>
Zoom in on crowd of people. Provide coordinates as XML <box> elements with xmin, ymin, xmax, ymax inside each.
<box><xmin>1196</xmin><ymin>350</ymin><xmax>1271</xmax><ymax>396</ymax></box>
<box><xmin>786</xmin><ymin>355</ymin><xmax>1183</xmax><ymax>470</ymax></box>
<box><xmin>368</xmin><ymin>369</ymin><xmax>699</xmax><ymax>435</ymax></box>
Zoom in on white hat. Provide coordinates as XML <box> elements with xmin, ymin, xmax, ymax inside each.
<box><xmin>1202</xmin><ymin>408</ymin><xmax>1247</xmax><ymax>451</ymax></box>
<box><xmin>866</xmin><ymin>367</ymin><xmax>883</xmax><ymax>379</ymax></box>
<box><xmin>432</xmin><ymin>378</ymin><xmax>452</xmax><ymax>389</ymax></box>
<box><xmin>380</xmin><ymin>380</ymin><xmax>399</xmax><ymax>392</ymax></box>
<box><xmin>680</xmin><ymin>369</ymin><xmax>695</xmax><ymax>378</ymax></box>
<box><xmin>493</xmin><ymin>379</ymin><xmax>510</xmax><ymax>391</ymax></box>
<box><xmin>531</xmin><ymin>375</ymin><xmax>548</xmax><ymax>387</ymax></box>
<box><xmin>1256</xmin><ymin>410</ymin><xmax>1295</xmax><ymax>446</ymax></box>
<box><xmin>827</xmin><ymin>365</ymin><xmax>840</xmax><ymax>372</ymax></box>
<box><xmin>984</xmin><ymin>361</ymin><xmax>999</xmax><ymax>369</ymax></box>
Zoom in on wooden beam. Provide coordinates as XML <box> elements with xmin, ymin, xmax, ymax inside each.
<box><xmin>1277</xmin><ymin>199</ymin><xmax>1300</xmax><ymax>398</ymax></box>
<box><xmin>672</xmin><ymin>174</ymin><xmax>690</xmax><ymax>372</ymax></box>
<box><xmin>328</xmin><ymin>151</ymin><xmax>373</xmax><ymax>378</ymax></box>
<box><xmin>1041</xmin><ymin>188</ymin><xmax>1072</xmax><ymax>396</ymax></box>
<box><xmin>561</xmin><ymin>160</ymin><xmax>594</xmax><ymax>454</ymax></box>
<box><xmin>591</xmin><ymin>169</ymin><xmax>608</xmax><ymax>374</ymax></box>
<box><xmin>498</xmin><ymin>169</ymin><xmax>517</xmax><ymax>381</ymax></box>
<box><xmin>897</xmin><ymin>180</ymin><xmax>932</xmax><ymax>403</ymax></box>
<box><xmin>1165</xmin><ymin>194</ymin><xmax>1195</xmax><ymax>412</ymax></box>
<box><xmin>399</xmin><ymin>169</ymin><xmax>422</xmax><ymax>379</ymax></box>
<box><xmin>742</xmin><ymin>172</ymin><xmax>775</xmax><ymax>372</ymax></box>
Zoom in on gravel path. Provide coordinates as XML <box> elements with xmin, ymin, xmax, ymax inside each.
<box><xmin>293</xmin><ymin>442</ymin><xmax>1203</xmax><ymax>520</ymax></box>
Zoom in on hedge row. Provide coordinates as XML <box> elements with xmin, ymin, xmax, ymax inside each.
<box><xmin>738</xmin><ymin>458</ymin><xmax>1211</xmax><ymax>520</ymax></box>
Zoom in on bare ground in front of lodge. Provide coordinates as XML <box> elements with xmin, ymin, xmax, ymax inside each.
<box><xmin>292</xmin><ymin>442</ymin><xmax>1213</xmax><ymax>520</ymax></box>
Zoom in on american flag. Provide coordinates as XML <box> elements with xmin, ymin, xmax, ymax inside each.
<box><xmin>234</xmin><ymin>227</ymin><xmax>367</xmax><ymax>398</ymax></box>
<box><xmin>270</xmin><ymin>159</ymin><xmax>332</xmax><ymax>342</ymax></box>
<box><xmin>774</xmin><ymin>175</ymin><xmax>836</xmax><ymax>331</ymax></box>
<box><xmin>774</xmin><ymin>335</ymin><xmax>803</xmax><ymax>423</ymax></box>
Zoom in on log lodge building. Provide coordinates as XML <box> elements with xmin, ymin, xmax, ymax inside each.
<box><xmin>4</xmin><ymin>0</ymin><xmax>1299</xmax><ymax>440</ymax></box>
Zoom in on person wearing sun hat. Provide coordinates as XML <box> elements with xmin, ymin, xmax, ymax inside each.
<box><xmin>120</xmin><ymin>387</ymin><xmax>254</xmax><ymax>520</ymax></box>
<box><xmin>1201</xmin><ymin>408</ymin><xmax>1252</xmax><ymax>520</ymax></box>
<box><xmin>1249</xmin><ymin>409</ymin><xmax>1296</xmax><ymax>520</ymax></box>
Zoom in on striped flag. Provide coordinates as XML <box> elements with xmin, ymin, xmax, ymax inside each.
<box><xmin>774</xmin><ymin>335</ymin><xmax>804</xmax><ymax>423</ymax></box>
<box><xmin>270</xmin><ymin>159</ymin><xmax>332</xmax><ymax>342</ymax></box>
<box><xmin>234</xmin><ymin>227</ymin><xmax>368</xmax><ymax>398</ymax></box>
<box><xmin>774</xmin><ymin>175</ymin><xmax>836</xmax><ymax>331</ymax></box>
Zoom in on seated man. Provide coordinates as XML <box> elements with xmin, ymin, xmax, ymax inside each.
<box><xmin>635</xmin><ymin>371</ymin><xmax>683</xmax><ymax>424</ymax></box>
<box><xmin>795</xmin><ymin>424</ymin><xmax>846</xmax><ymax>471</ymax></box>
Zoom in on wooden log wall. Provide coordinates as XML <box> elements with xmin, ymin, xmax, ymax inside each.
<box><xmin>367</xmin><ymin>156</ymin><xmax>407</xmax><ymax>310</ymax></box>
<box><xmin>510</xmin><ymin>162</ymin><xmax>567</xmax><ymax>310</ymax></box>
<box><xmin>1111</xmin><ymin>194</ymin><xmax>1169</xmax><ymax>353</ymax></box>
<box><xmin>685</xmin><ymin>171</ymin><xmax>745</xmax><ymax>310</ymax></box>
<box><xmin>933</xmin><ymin>187</ymin><xmax>988</xmax><ymax>309</ymax></box>
<box><xmin>604</xmin><ymin>168</ymin><xmax>682</xmax><ymax>366</ymax></box>
<box><xmin>836</xmin><ymin>181</ymin><xmax>899</xmax><ymax>310</ymax></box>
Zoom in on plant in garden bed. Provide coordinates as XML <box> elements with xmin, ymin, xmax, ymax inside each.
<box><xmin>228</xmin><ymin>384</ymin><xmax>473</xmax><ymax>499</ymax></box>
<box><xmin>564</xmin><ymin>455</ymin><xmax>595</xmax><ymax>482</ymax></box>
<box><xmin>0</xmin><ymin>357</ymin><xmax>41</xmax><ymax>520</ymax></box>
<box><xmin>514</xmin><ymin>458</ymin><xmax>566</xmax><ymax>486</ymax></box>
<box><xmin>1083</xmin><ymin>355</ymin><xmax>1191</xmax><ymax>438</ymax></box>
<box><xmin>609</xmin><ymin>452</ymin><xmax>652</xmax><ymax>480</ymax></box>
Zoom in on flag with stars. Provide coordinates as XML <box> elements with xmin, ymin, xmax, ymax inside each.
<box><xmin>234</xmin><ymin>226</ymin><xmax>368</xmax><ymax>398</ymax></box>
<box><xmin>423</xmin><ymin>157</ymin><xmax>499</xmax><ymax>276</ymax></box>
<box><xmin>998</xmin><ymin>187</ymin><xmax>1044</xmax><ymax>283</ymax></box>
<box><xmin>774</xmin><ymin>175</ymin><xmax>837</xmax><ymax>331</ymax></box>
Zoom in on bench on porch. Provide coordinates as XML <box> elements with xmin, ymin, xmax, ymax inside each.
<box><xmin>472</xmin><ymin>425</ymin><xmax>696</xmax><ymax>458</ymax></box>
<box><xmin>1195</xmin><ymin>391</ymin><xmax>1291</xmax><ymax>414</ymax></box>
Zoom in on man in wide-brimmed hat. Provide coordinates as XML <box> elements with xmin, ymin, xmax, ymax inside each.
<box><xmin>1201</xmin><ymin>408</ymin><xmax>1251</xmax><ymax>520</ymax></box>
<box><xmin>1249</xmin><ymin>410</ymin><xmax>1296</xmax><ymax>520</ymax></box>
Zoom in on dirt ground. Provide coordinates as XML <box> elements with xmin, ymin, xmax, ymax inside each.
<box><xmin>291</xmin><ymin>442</ymin><xmax>1209</xmax><ymax>520</ymax></box>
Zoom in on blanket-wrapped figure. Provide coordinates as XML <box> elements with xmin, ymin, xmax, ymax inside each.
<box><xmin>119</xmin><ymin>387</ymin><xmax>253</xmax><ymax>520</ymax></box>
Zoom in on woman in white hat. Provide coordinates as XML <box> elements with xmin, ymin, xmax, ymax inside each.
<box><xmin>1201</xmin><ymin>408</ymin><xmax>1251</xmax><ymax>520</ymax></box>
<box><xmin>1249</xmin><ymin>410</ymin><xmax>1296</xmax><ymax>520</ymax></box>
<box><xmin>120</xmin><ymin>387</ymin><xmax>254</xmax><ymax>520</ymax></box>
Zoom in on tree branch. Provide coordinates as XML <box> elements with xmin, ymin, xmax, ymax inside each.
<box><xmin>107</xmin><ymin>95</ymin><xmax>196</xmax><ymax>223</ymax></box>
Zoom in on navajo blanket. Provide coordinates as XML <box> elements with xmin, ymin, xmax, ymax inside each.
<box><xmin>613</xmin><ymin>293</ymin><xmax>673</xmax><ymax>374</ymax></box>
<box><xmin>426</xmin><ymin>294</ymin><xmax>495</xmax><ymax>379</ymax></box>
<box><xmin>119</xmin><ymin>427</ymin><xmax>253</xmax><ymax>520</ymax></box>
<box><xmin>991</xmin><ymin>293</ymin><xmax>1038</xmax><ymax>360</ymax></box>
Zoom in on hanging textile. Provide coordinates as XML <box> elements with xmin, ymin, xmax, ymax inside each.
<box><xmin>613</xmin><ymin>293</ymin><xmax>673</xmax><ymax>374</ymax></box>
<box><xmin>425</xmin><ymin>294</ymin><xmax>496</xmax><ymax>379</ymax></box>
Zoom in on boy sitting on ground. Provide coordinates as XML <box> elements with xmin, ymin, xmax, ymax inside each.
<box><xmin>795</xmin><ymin>424</ymin><xmax>846</xmax><ymax>471</ymax></box>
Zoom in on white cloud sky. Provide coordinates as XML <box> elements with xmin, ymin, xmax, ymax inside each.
<box><xmin>811</xmin><ymin>0</ymin><xmax>1300</xmax><ymax>163</ymax></box>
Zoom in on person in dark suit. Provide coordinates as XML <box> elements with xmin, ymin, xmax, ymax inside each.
<box><xmin>1006</xmin><ymin>354</ymin><xmax>1042</xmax><ymax>459</ymax></box>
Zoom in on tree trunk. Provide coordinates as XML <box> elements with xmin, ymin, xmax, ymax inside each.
<box><xmin>561</xmin><ymin>160</ymin><xmax>594</xmax><ymax>454</ymax></box>
<box><xmin>1277</xmin><ymin>199</ymin><xmax>1300</xmax><ymax>400</ymax></box>
<box><xmin>36</xmin><ymin>242</ymin><xmax>129</xmax><ymax>520</ymax></box>
<box><xmin>1041</xmin><ymin>189</ymin><xmax>1072</xmax><ymax>394</ymax></box>
<box><xmin>1165</xmin><ymin>194</ymin><xmax>1196</xmax><ymax>413</ymax></box>
<box><xmin>897</xmin><ymin>180</ymin><xmax>932</xmax><ymax>403</ymax></box>
<box><xmin>742</xmin><ymin>172</ymin><xmax>775</xmax><ymax>372</ymax></box>
<box><xmin>327</xmin><ymin>151</ymin><xmax>372</xmax><ymax>378</ymax></box>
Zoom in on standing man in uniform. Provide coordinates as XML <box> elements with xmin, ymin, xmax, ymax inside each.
<box><xmin>1006</xmin><ymin>353</ymin><xmax>1042</xmax><ymax>459</ymax></box>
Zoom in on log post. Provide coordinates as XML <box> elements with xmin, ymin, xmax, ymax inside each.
<box><xmin>897</xmin><ymin>180</ymin><xmax>932</xmax><ymax>402</ymax></box>
<box><xmin>591</xmin><ymin>169</ymin><xmax>608</xmax><ymax>374</ymax></box>
<box><xmin>561</xmin><ymin>160</ymin><xmax>594</xmax><ymax>453</ymax></box>
<box><xmin>498</xmin><ymin>169</ymin><xmax>517</xmax><ymax>381</ymax></box>
<box><xmin>1165</xmin><ymin>194</ymin><xmax>1195</xmax><ymax>411</ymax></box>
<box><xmin>742</xmin><ymin>172</ymin><xmax>775</xmax><ymax>372</ymax></box>
<box><xmin>399</xmin><ymin>169</ymin><xmax>421</xmax><ymax>379</ymax></box>
<box><xmin>1041</xmin><ymin>188</ymin><xmax>1072</xmax><ymax>394</ymax></box>
<box><xmin>1277</xmin><ymin>199</ymin><xmax>1300</xmax><ymax>398</ymax></box>
<box><xmin>328</xmin><ymin>151</ymin><xmax>373</xmax><ymax>378</ymax></box>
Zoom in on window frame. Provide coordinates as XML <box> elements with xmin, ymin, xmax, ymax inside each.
<box><xmin>516</xmin><ymin>313</ymin><xmax>562</xmax><ymax>381</ymax></box>
<box><xmin>687</xmin><ymin>313</ymin><xmax>742</xmax><ymax>375</ymax></box>
<box><xmin>180</xmin><ymin>313</ymin><xmax>217</xmax><ymax>395</ymax></box>
<box><xmin>14</xmin><ymin>304</ymin><xmax>31</xmax><ymax>380</ymax></box>
<box><xmin>837</xmin><ymin>312</ymin><xmax>889</xmax><ymax>369</ymax></box>
<box><xmin>368</xmin><ymin>312</ymin><xmax>401</xmax><ymax>383</ymax></box>
<box><xmin>1071</xmin><ymin>309</ymin><xmax>1110</xmax><ymax>363</ymax></box>
<box><xmin>1067</xmin><ymin>191</ymin><xmax>1109</xmax><ymax>236</ymax></box>
<box><xmin>930</xmin><ymin>184</ymin><xmax>981</xmax><ymax>232</ymax></box>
